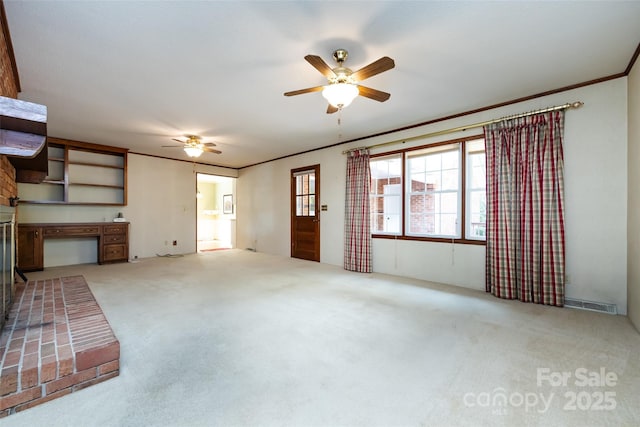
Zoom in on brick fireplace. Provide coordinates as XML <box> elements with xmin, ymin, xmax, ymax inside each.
<box><xmin>0</xmin><ymin>276</ymin><xmax>120</xmax><ymax>416</ymax></box>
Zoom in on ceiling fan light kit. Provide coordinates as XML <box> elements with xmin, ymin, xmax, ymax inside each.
<box><xmin>184</xmin><ymin>145</ymin><xmax>204</xmax><ymax>157</ymax></box>
<box><xmin>284</xmin><ymin>49</ymin><xmax>395</xmax><ymax>113</ymax></box>
<box><xmin>322</xmin><ymin>82</ymin><xmax>360</xmax><ymax>109</ymax></box>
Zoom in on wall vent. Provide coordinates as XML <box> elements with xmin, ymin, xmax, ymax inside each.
<box><xmin>564</xmin><ymin>298</ymin><xmax>617</xmax><ymax>315</ymax></box>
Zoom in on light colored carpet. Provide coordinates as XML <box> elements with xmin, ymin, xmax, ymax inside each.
<box><xmin>6</xmin><ymin>250</ymin><xmax>640</xmax><ymax>426</ymax></box>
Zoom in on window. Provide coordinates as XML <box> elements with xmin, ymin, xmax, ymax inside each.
<box><xmin>370</xmin><ymin>136</ymin><xmax>486</xmax><ymax>243</ymax></box>
<box><xmin>466</xmin><ymin>139</ymin><xmax>486</xmax><ymax>239</ymax></box>
<box><xmin>406</xmin><ymin>144</ymin><xmax>461</xmax><ymax>238</ymax></box>
<box><xmin>370</xmin><ymin>155</ymin><xmax>402</xmax><ymax>234</ymax></box>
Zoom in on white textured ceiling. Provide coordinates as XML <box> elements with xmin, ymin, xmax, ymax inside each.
<box><xmin>5</xmin><ymin>1</ymin><xmax>640</xmax><ymax>169</ymax></box>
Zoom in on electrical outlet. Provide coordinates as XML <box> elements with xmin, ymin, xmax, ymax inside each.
<box><xmin>565</xmin><ymin>274</ymin><xmax>571</xmax><ymax>284</ymax></box>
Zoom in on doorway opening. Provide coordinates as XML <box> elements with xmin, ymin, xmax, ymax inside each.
<box><xmin>196</xmin><ymin>173</ymin><xmax>236</xmax><ymax>252</ymax></box>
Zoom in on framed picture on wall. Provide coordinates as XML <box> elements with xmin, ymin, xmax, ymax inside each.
<box><xmin>223</xmin><ymin>194</ymin><xmax>233</xmax><ymax>214</ymax></box>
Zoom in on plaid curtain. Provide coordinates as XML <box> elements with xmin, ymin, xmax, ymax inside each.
<box><xmin>344</xmin><ymin>148</ymin><xmax>372</xmax><ymax>272</ymax></box>
<box><xmin>484</xmin><ymin>111</ymin><xmax>565</xmax><ymax>306</ymax></box>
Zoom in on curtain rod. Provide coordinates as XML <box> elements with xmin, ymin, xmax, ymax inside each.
<box><xmin>343</xmin><ymin>101</ymin><xmax>584</xmax><ymax>154</ymax></box>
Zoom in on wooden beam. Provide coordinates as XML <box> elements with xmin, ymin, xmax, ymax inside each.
<box><xmin>0</xmin><ymin>95</ymin><xmax>47</xmax><ymax>157</ymax></box>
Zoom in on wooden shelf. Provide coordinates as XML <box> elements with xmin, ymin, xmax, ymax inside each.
<box><xmin>69</xmin><ymin>183</ymin><xmax>124</xmax><ymax>189</ymax></box>
<box><xmin>68</xmin><ymin>161</ymin><xmax>124</xmax><ymax>169</ymax></box>
<box><xmin>18</xmin><ymin>200</ymin><xmax>64</xmax><ymax>205</ymax></box>
<box><xmin>17</xmin><ymin>138</ymin><xmax>128</xmax><ymax>205</ymax></box>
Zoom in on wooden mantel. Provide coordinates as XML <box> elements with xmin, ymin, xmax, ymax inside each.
<box><xmin>0</xmin><ymin>96</ymin><xmax>47</xmax><ymax>158</ymax></box>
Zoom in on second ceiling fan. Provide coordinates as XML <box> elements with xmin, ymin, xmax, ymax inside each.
<box><xmin>162</xmin><ymin>135</ymin><xmax>221</xmax><ymax>158</ymax></box>
<box><xmin>284</xmin><ymin>49</ymin><xmax>395</xmax><ymax>114</ymax></box>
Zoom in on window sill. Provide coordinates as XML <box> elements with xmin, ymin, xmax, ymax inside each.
<box><xmin>371</xmin><ymin>234</ymin><xmax>486</xmax><ymax>246</ymax></box>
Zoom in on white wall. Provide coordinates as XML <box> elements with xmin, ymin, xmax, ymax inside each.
<box><xmin>17</xmin><ymin>154</ymin><xmax>237</xmax><ymax>265</ymax></box>
<box><xmin>236</xmin><ymin>147</ymin><xmax>346</xmax><ymax>262</ymax></box>
<box><xmin>237</xmin><ymin>78</ymin><xmax>629</xmax><ymax>314</ymax></box>
<box><xmin>628</xmin><ymin>58</ymin><xmax>640</xmax><ymax>330</ymax></box>
<box><xmin>124</xmin><ymin>155</ymin><xmax>197</xmax><ymax>258</ymax></box>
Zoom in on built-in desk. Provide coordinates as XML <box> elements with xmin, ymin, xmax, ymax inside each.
<box><xmin>17</xmin><ymin>222</ymin><xmax>129</xmax><ymax>271</ymax></box>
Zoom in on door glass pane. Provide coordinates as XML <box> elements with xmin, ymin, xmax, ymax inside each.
<box><xmin>296</xmin><ymin>196</ymin><xmax>303</xmax><ymax>216</ymax></box>
<box><xmin>309</xmin><ymin>174</ymin><xmax>315</xmax><ymax>195</ymax></box>
<box><xmin>296</xmin><ymin>175</ymin><xmax>303</xmax><ymax>194</ymax></box>
<box><xmin>309</xmin><ymin>195</ymin><xmax>315</xmax><ymax>216</ymax></box>
<box><xmin>303</xmin><ymin>195</ymin><xmax>309</xmax><ymax>216</ymax></box>
<box><xmin>294</xmin><ymin>170</ymin><xmax>316</xmax><ymax>217</ymax></box>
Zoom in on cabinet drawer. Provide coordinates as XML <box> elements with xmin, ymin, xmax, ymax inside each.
<box><xmin>103</xmin><ymin>234</ymin><xmax>126</xmax><ymax>244</ymax></box>
<box><xmin>103</xmin><ymin>244</ymin><xmax>126</xmax><ymax>261</ymax></box>
<box><xmin>104</xmin><ymin>225</ymin><xmax>127</xmax><ymax>235</ymax></box>
<box><xmin>43</xmin><ymin>226</ymin><xmax>100</xmax><ymax>236</ymax></box>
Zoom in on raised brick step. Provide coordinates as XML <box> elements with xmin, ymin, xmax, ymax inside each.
<box><xmin>0</xmin><ymin>276</ymin><xmax>120</xmax><ymax>416</ymax></box>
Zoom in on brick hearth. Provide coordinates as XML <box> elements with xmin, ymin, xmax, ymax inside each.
<box><xmin>0</xmin><ymin>276</ymin><xmax>120</xmax><ymax>416</ymax></box>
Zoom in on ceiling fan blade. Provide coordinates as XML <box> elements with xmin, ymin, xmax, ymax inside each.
<box><xmin>304</xmin><ymin>55</ymin><xmax>336</xmax><ymax>78</ymax></box>
<box><xmin>284</xmin><ymin>86</ymin><xmax>325</xmax><ymax>97</ymax></box>
<box><xmin>358</xmin><ymin>85</ymin><xmax>391</xmax><ymax>102</ymax></box>
<box><xmin>171</xmin><ymin>138</ymin><xmax>186</xmax><ymax>144</ymax></box>
<box><xmin>161</xmin><ymin>145</ymin><xmax>183</xmax><ymax>148</ymax></box>
<box><xmin>351</xmin><ymin>56</ymin><xmax>395</xmax><ymax>81</ymax></box>
<box><xmin>203</xmin><ymin>147</ymin><xmax>222</xmax><ymax>154</ymax></box>
<box><xmin>326</xmin><ymin>104</ymin><xmax>339</xmax><ymax>114</ymax></box>
<box><xmin>203</xmin><ymin>142</ymin><xmax>217</xmax><ymax>147</ymax></box>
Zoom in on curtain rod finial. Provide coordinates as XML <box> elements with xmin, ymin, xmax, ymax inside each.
<box><xmin>571</xmin><ymin>101</ymin><xmax>584</xmax><ymax>109</ymax></box>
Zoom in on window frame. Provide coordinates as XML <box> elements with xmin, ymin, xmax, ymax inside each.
<box><xmin>465</xmin><ymin>139</ymin><xmax>487</xmax><ymax>241</ymax></box>
<box><xmin>369</xmin><ymin>153</ymin><xmax>403</xmax><ymax>236</ymax></box>
<box><xmin>293</xmin><ymin>169</ymin><xmax>317</xmax><ymax>217</ymax></box>
<box><xmin>370</xmin><ymin>135</ymin><xmax>486</xmax><ymax>246</ymax></box>
<box><xmin>405</xmin><ymin>143</ymin><xmax>462</xmax><ymax>238</ymax></box>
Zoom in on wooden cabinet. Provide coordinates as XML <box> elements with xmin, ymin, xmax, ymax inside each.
<box><xmin>17</xmin><ymin>137</ymin><xmax>128</xmax><ymax>206</ymax></box>
<box><xmin>17</xmin><ymin>222</ymin><xmax>129</xmax><ymax>271</ymax></box>
<box><xmin>43</xmin><ymin>225</ymin><xmax>101</xmax><ymax>237</ymax></box>
<box><xmin>17</xmin><ymin>225</ymin><xmax>43</xmax><ymax>271</ymax></box>
<box><xmin>102</xmin><ymin>224</ymin><xmax>129</xmax><ymax>263</ymax></box>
